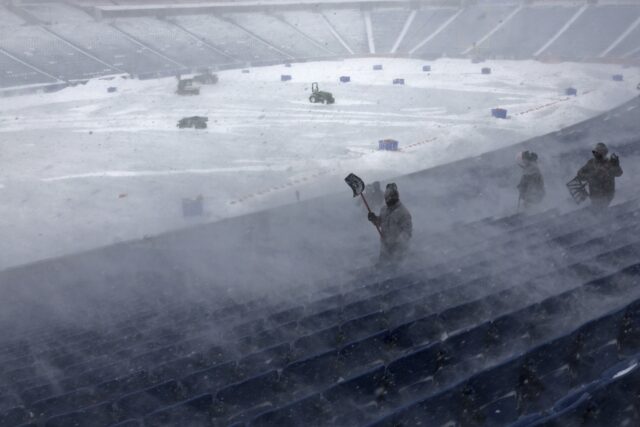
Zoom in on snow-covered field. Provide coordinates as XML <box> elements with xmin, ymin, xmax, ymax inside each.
<box><xmin>0</xmin><ymin>57</ymin><xmax>638</xmax><ymax>269</ymax></box>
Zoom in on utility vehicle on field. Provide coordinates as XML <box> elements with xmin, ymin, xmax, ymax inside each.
<box><xmin>309</xmin><ymin>82</ymin><xmax>334</xmax><ymax>104</ymax></box>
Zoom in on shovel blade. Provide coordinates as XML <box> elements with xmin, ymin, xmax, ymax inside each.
<box><xmin>345</xmin><ymin>173</ymin><xmax>365</xmax><ymax>197</ymax></box>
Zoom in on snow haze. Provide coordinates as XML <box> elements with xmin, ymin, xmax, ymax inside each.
<box><xmin>1</xmin><ymin>57</ymin><xmax>637</xmax><ymax>270</ymax></box>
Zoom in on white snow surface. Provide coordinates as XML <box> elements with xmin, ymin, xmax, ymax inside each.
<box><xmin>0</xmin><ymin>58</ymin><xmax>638</xmax><ymax>269</ymax></box>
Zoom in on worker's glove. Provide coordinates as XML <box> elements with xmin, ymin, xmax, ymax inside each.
<box><xmin>368</xmin><ymin>212</ymin><xmax>377</xmax><ymax>222</ymax></box>
<box><xmin>611</xmin><ymin>153</ymin><xmax>619</xmax><ymax>166</ymax></box>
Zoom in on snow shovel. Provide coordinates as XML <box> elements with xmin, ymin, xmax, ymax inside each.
<box><xmin>345</xmin><ymin>173</ymin><xmax>383</xmax><ymax>237</ymax></box>
<box><xmin>566</xmin><ymin>177</ymin><xmax>589</xmax><ymax>204</ymax></box>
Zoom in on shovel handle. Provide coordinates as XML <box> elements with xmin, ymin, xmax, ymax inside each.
<box><xmin>361</xmin><ymin>194</ymin><xmax>383</xmax><ymax>237</ymax></box>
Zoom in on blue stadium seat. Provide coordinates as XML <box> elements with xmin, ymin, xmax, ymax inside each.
<box><xmin>281</xmin><ymin>350</ymin><xmax>340</xmax><ymax>389</ymax></box>
<box><xmin>0</xmin><ymin>407</ymin><xmax>32</xmax><ymax>427</ymax></box>
<box><xmin>62</xmin><ymin>363</ymin><xmax>128</xmax><ymax>393</ymax></box>
<box><xmin>237</xmin><ymin>343</ymin><xmax>291</xmax><ymax>378</ymax></box>
<box><xmin>293</xmin><ymin>326</ymin><xmax>341</xmax><ymax>356</ymax></box>
<box><xmin>115</xmin><ymin>380</ymin><xmax>181</xmax><ymax>418</ymax></box>
<box><xmin>570</xmin><ymin>342</ymin><xmax>619</xmax><ymax>384</ymax></box>
<box><xmin>31</xmin><ymin>388</ymin><xmax>97</xmax><ymax>419</ymax></box>
<box><xmin>230</xmin><ymin>318</ymin><xmax>268</xmax><ymax>339</ymax></box>
<box><xmin>588</xmin><ymin>360</ymin><xmax>640</xmax><ymax>425</ymax></box>
<box><xmin>43</xmin><ymin>401</ymin><xmax>114</xmax><ymax>427</ymax></box>
<box><xmin>481</xmin><ymin>394</ymin><xmax>518</xmax><ymax>426</ymax></box>
<box><xmin>251</xmin><ymin>392</ymin><xmax>329</xmax><ymax>426</ymax></box>
<box><xmin>92</xmin><ymin>371</ymin><xmax>151</xmax><ymax>399</ymax></box>
<box><xmin>268</xmin><ymin>306</ymin><xmax>305</xmax><ymax>325</ymax></box>
<box><xmin>338</xmin><ymin>330</ymin><xmax>390</xmax><ymax>374</ymax></box>
<box><xmin>486</xmin><ymin>315</ymin><xmax>528</xmax><ymax>353</ymax></box>
<box><xmin>508</xmin><ymin>412</ymin><xmax>545</xmax><ymax>427</ymax></box>
<box><xmin>297</xmin><ymin>308</ymin><xmax>341</xmax><ymax>332</ymax></box>
<box><xmin>464</xmin><ymin>358</ymin><xmax>520</xmax><ymax>406</ymax></box>
<box><xmin>0</xmin><ymin>393</ymin><xmax>19</xmax><ymax>413</ymax></box>
<box><xmin>408</xmin><ymin>389</ymin><xmax>459</xmax><ymax>426</ymax></box>
<box><xmin>20</xmin><ymin>384</ymin><xmax>54</xmax><ymax>405</ymax></box>
<box><xmin>340</xmin><ymin>311</ymin><xmax>388</xmax><ymax>343</ymax></box>
<box><xmin>388</xmin><ymin>314</ymin><xmax>443</xmax><ymax>349</ymax></box>
<box><xmin>144</xmin><ymin>394</ymin><xmax>213</xmax><ymax>427</ymax></box>
<box><xmin>151</xmin><ymin>354</ymin><xmax>215</xmax><ymax>381</ymax></box>
<box><xmin>573</xmin><ymin>310</ymin><xmax>624</xmax><ymax>355</ymax></box>
<box><xmin>386</xmin><ymin>344</ymin><xmax>442</xmax><ymax>388</ymax></box>
<box><xmin>236</xmin><ymin>327</ymin><xmax>292</xmax><ymax>355</ymax></box>
<box><xmin>444</xmin><ymin>322</ymin><xmax>495</xmax><ymax>362</ymax></box>
<box><xmin>180</xmin><ymin>362</ymin><xmax>238</xmax><ymax>396</ymax></box>
<box><xmin>130</xmin><ymin>346</ymin><xmax>182</xmax><ymax>369</ymax></box>
<box><xmin>618</xmin><ymin>298</ymin><xmax>640</xmax><ymax>355</ymax></box>
<box><xmin>537</xmin><ymin>367</ymin><xmax>572</xmax><ymax>409</ymax></box>
<box><xmin>342</xmin><ymin>298</ymin><xmax>383</xmax><ymax>318</ymax></box>
<box><xmin>384</xmin><ymin>301</ymin><xmax>431</xmax><ymax>329</ymax></box>
<box><xmin>329</xmin><ymin>406</ymin><xmax>369</xmax><ymax>426</ymax></box>
<box><xmin>4</xmin><ymin>366</ymin><xmax>37</xmax><ymax>385</ymax></box>
<box><xmin>110</xmin><ymin>421</ymin><xmax>141</xmax><ymax>427</ymax></box>
<box><xmin>215</xmin><ymin>370</ymin><xmax>280</xmax><ymax>410</ymax></box>
<box><xmin>323</xmin><ymin>365</ymin><xmax>386</xmax><ymax>405</ymax></box>
<box><xmin>438</xmin><ymin>299</ymin><xmax>489</xmax><ymax>331</ymax></box>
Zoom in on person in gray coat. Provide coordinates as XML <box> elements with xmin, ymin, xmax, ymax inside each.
<box><xmin>368</xmin><ymin>183</ymin><xmax>413</xmax><ymax>265</ymax></box>
<box><xmin>516</xmin><ymin>151</ymin><xmax>545</xmax><ymax>211</ymax></box>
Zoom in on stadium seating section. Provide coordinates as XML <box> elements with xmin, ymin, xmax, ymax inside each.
<box><xmin>1</xmin><ymin>193</ymin><xmax>639</xmax><ymax>425</ymax></box>
<box><xmin>1</xmin><ymin>1</ymin><xmax>640</xmax><ymax>426</ymax></box>
<box><xmin>2</xmin><ymin>1</ymin><xmax>640</xmax><ymax>89</ymax></box>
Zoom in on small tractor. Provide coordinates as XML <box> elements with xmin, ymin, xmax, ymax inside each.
<box><xmin>177</xmin><ymin>116</ymin><xmax>208</xmax><ymax>129</ymax></box>
<box><xmin>176</xmin><ymin>78</ymin><xmax>200</xmax><ymax>96</ymax></box>
<box><xmin>309</xmin><ymin>82</ymin><xmax>334</xmax><ymax>104</ymax></box>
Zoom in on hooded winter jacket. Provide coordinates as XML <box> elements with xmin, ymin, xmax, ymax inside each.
<box><xmin>517</xmin><ymin>162</ymin><xmax>545</xmax><ymax>206</ymax></box>
<box><xmin>376</xmin><ymin>201</ymin><xmax>412</xmax><ymax>260</ymax></box>
<box><xmin>577</xmin><ymin>157</ymin><xmax>623</xmax><ymax>202</ymax></box>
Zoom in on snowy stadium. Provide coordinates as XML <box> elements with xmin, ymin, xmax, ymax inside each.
<box><xmin>1</xmin><ymin>0</ymin><xmax>640</xmax><ymax>425</ymax></box>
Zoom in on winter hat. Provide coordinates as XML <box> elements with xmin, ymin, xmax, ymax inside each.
<box><xmin>384</xmin><ymin>183</ymin><xmax>399</xmax><ymax>204</ymax></box>
<box><xmin>516</xmin><ymin>150</ymin><xmax>538</xmax><ymax>166</ymax></box>
<box><xmin>593</xmin><ymin>142</ymin><xmax>608</xmax><ymax>156</ymax></box>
